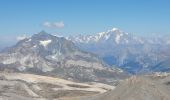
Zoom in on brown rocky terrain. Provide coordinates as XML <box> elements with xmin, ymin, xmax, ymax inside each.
<box><xmin>64</xmin><ymin>73</ymin><xmax>170</xmax><ymax>100</ymax></box>
<box><xmin>0</xmin><ymin>72</ymin><xmax>114</xmax><ymax>100</ymax></box>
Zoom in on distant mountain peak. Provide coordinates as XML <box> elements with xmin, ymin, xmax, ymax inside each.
<box><xmin>39</xmin><ymin>30</ymin><xmax>48</xmax><ymax>34</ymax></box>
<box><xmin>69</xmin><ymin>28</ymin><xmax>132</xmax><ymax>44</ymax></box>
<box><xmin>34</xmin><ymin>30</ymin><xmax>53</xmax><ymax>37</ymax></box>
<box><xmin>31</xmin><ymin>31</ymin><xmax>55</xmax><ymax>41</ymax></box>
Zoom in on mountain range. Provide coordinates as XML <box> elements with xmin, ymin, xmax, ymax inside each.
<box><xmin>0</xmin><ymin>29</ymin><xmax>170</xmax><ymax>100</ymax></box>
<box><xmin>0</xmin><ymin>31</ymin><xmax>126</xmax><ymax>85</ymax></box>
<box><xmin>69</xmin><ymin>28</ymin><xmax>170</xmax><ymax>74</ymax></box>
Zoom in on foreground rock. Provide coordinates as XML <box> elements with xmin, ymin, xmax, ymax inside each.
<box><xmin>71</xmin><ymin>73</ymin><xmax>170</xmax><ymax>100</ymax></box>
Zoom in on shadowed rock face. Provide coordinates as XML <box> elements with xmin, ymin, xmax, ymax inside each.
<box><xmin>0</xmin><ymin>31</ymin><xmax>127</xmax><ymax>84</ymax></box>
<box><xmin>151</xmin><ymin>58</ymin><xmax>170</xmax><ymax>72</ymax></box>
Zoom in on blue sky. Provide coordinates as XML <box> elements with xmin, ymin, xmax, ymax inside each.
<box><xmin>0</xmin><ymin>0</ymin><xmax>170</xmax><ymax>47</ymax></box>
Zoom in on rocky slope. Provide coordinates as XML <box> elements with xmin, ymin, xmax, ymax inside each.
<box><xmin>69</xmin><ymin>73</ymin><xmax>170</xmax><ymax>100</ymax></box>
<box><xmin>0</xmin><ymin>31</ymin><xmax>126</xmax><ymax>84</ymax></box>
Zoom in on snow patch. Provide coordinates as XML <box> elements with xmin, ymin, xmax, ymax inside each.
<box><xmin>33</xmin><ymin>45</ymin><xmax>37</xmax><ymax>48</ymax></box>
<box><xmin>27</xmin><ymin>39</ymin><xmax>32</xmax><ymax>42</ymax></box>
<box><xmin>39</xmin><ymin>40</ymin><xmax>52</xmax><ymax>47</ymax></box>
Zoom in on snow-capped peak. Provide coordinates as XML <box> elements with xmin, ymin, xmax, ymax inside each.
<box><xmin>92</xmin><ymin>28</ymin><xmax>121</xmax><ymax>41</ymax></box>
<box><xmin>69</xmin><ymin>28</ymin><xmax>146</xmax><ymax>45</ymax></box>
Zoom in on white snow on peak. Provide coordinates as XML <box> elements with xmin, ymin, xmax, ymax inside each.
<box><xmin>26</xmin><ymin>39</ymin><xmax>32</xmax><ymax>42</ymax></box>
<box><xmin>28</xmin><ymin>39</ymin><xmax>32</xmax><ymax>41</ymax></box>
<box><xmin>107</xmin><ymin>28</ymin><xmax>119</xmax><ymax>32</ymax></box>
<box><xmin>70</xmin><ymin>28</ymin><xmax>129</xmax><ymax>44</ymax></box>
<box><xmin>39</xmin><ymin>40</ymin><xmax>52</xmax><ymax>47</ymax></box>
<box><xmin>33</xmin><ymin>45</ymin><xmax>37</xmax><ymax>48</ymax></box>
<box><xmin>98</xmin><ymin>32</ymin><xmax>106</xmax><ymax>37</ymax></box>
<box><xmin>111</xmin><ymin>28</ymin><xmax>119</xmax><ymax>31</ymax></box>
<box><xmin>96</xmin><ymin>32</ymin><xmax>106</xmax><ymax>40</ymax></box>
<box><xmin>94</xmin><ymin>31</ymin><xmax>112</xmax><ymax>41</ymax></box>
